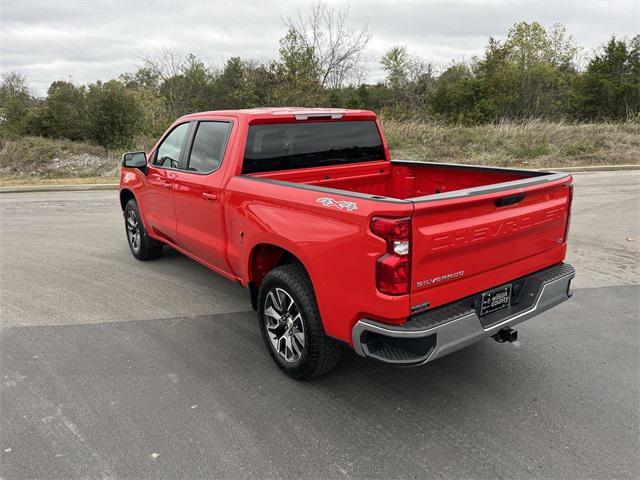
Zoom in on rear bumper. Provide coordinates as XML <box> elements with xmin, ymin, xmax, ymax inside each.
<box><xmin>352</xmin><ymin>263</ymin><xmax>575</xmax><ymax>365</ymax></box>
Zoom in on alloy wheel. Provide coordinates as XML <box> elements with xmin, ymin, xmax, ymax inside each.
<box><xmin>264</xmin><ymin>287</ymin><xmax>305</xmax><ymax>363</ymax></box>
<box><xmin>126</xmin><ymin>209</ymin><xmax>141</xmax><ymax>252</ymax></box>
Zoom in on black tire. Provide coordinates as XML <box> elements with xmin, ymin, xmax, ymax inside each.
<box><xmin>124</xmin><ymin>199</ymin><xmax>163</xmax><ymax>261</ymax></box>
<box><xmin>258</xmin><ymin>263</ymin><xmax>341</xmax><ymax>379</ymax></box>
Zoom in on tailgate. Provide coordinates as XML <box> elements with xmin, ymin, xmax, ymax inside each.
<box><xmin>410</xmin><ymin>174</ymin><xmax>572</xmax><ymax>306</ymax></box>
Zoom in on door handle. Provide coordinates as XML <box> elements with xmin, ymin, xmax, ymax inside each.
<box><xmin>202</xmin><ymin>192</ymin><xmax>218</xmax><ymax>201</ymax></box>
<box><xmin>160</xmin><ymin>179</ymin><xmax>173</xmax><ymax>190</ymax></box>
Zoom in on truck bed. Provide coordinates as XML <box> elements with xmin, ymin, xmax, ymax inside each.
<box><xmin>245</xmin><ymin>159</ymin><xmax>572</xmax><ymax>314</ymax></box>
<box><xmin>247</xmin><ymin>159</ymin><xmax>559</xmax><ymax>201</ymax></box>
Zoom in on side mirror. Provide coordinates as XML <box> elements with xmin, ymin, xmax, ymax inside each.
<box><xmin>122</xmin><ymin>151</ymin><xmax>147</xmax><ymax>169</ymax></box>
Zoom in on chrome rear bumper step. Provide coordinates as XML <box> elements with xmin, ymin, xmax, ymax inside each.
<box><xmin>352</xmin><ymin>263</ymin><xmax>575</xmax><ymax>365</ymax></box>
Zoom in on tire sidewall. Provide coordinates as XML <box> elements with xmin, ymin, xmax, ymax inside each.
<box><xmin>124</xmin><ymin>198</ymin><xmax>162</xmax><ymax>261</ymax></box>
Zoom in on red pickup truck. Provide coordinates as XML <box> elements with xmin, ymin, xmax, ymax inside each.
<box><xmin>119</xmin><ymin>108</ymin><xmax>575</xmax><ymax>379</ymax></box>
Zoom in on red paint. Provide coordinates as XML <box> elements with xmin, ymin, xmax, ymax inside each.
<box><xmin>120</xmin><ymin>108</ymin><xmax>573</xmax><ymax>346</ymax></box>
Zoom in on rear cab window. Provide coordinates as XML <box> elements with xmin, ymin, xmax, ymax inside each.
<box><xmin>242</xmin><ymin>121</ymin><xmax>385</xmax><ymax>174</ymax></box>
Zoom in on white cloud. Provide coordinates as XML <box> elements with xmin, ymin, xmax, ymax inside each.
<box><xmin>1</xmin><ymin>0</ymin><xmax>638</xmax><ymax>95</ymax></box>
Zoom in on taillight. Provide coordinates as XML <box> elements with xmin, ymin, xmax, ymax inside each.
<box><xmin>564</xmin><ymin>185</ymin><xmax>573</xmax><ymax>243</ymax></box>
<box><xmin>371</xmin><ymin>217</ymin><xmax>411</xmax><ymax>295</ymax></box>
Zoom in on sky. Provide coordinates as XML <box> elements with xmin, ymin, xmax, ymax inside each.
<box><xmin>1</xmin><ymin>0</ymin><xmax>638</xmax><ymax>96</ymax></box>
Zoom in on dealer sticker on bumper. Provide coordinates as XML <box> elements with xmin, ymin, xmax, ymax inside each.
<box><xmin>480</xmin><ymin>284</ymin><xmax>512</xmax><ymax>316</ymax></box>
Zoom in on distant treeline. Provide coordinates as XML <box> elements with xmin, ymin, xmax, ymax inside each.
<box><xmin>1</xmin><ymin>5</ymin><xmax>638</xmax><ymax>148</ymax></box>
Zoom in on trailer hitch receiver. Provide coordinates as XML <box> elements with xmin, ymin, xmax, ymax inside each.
<box><xmin>492</xmin><ymin>328</ymin><xmax>518</xmax><ymax>344</ymax></box>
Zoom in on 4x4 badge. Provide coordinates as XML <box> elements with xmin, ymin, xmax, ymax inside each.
<box><xmin>316</xmin><ymin>197</ymin><xmax>358</xmax><ymax>211</ymax></box>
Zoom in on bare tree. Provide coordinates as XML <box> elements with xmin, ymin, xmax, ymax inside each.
<box><xmin>138</xmin><ymin>48</ymin><xmax>187</xmax><ymax>117</ymax></box>
<box><xmin>284</xmin><ymin>3</ymin><xmax>372</xmax><ymax>89</ymax></box>
<box><xmin>139</xmin><ymin>48</ymin><xmax>186</xmax><ymax>83</ymax></box>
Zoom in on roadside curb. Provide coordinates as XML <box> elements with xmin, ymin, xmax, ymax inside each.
<box><xmin>0</xmin><ymin>183</ymin><xmax>119</xmax><ymax>194</ymax></box>
<box><xmin>1</xmin><ymin>164</ymin><xmax>638</xmax><ymax>193</ymax></box>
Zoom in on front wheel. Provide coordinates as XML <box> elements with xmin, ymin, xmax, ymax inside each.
<box><xmin>124</xmin><ymin>199</ymin><xmax>163</xmax><ymax>261</ymax></box>
<box><xmin>258</xmin><ymin>264</ymin><xmax>341</xmax><ymax>379</ymax></box>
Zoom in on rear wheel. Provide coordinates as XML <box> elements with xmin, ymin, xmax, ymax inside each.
<box><xmin>258</xmin><ymin>264</ymin><xmax>341</xmax><ymax>379</ymax></box>
<box><xmin>124</xmin><ymin>199</ymin><xmax>163</xmax><ymax>261</ymax></box>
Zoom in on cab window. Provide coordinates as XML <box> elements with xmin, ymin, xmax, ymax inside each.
<box><xmin>186</xmin><ymin>121</ymin><xmax>232</xmax><ymax>173</ymax></box>
<box><xmin>242</xmin><ymin>121</ymin><xmax>384</xmax><ymax>174</ymax></box>
<box><xmin>153</xmin><ymin>123</ymin><xmax>189</xmax><ymax>169</ymax></box>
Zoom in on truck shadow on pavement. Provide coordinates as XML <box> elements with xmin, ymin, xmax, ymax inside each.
<box><xmin>1</xmin><ymin>285</ymin><xmax>638</xmax><ymax>479</ymax></box>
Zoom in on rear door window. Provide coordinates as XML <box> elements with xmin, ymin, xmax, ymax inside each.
<box><xmin>186</xmin><ymin>121</ymin><xmax>232</xmax><ymax>173</ymax></box>
<box><xmin>242</xmin><ymin>121</ymin><xmax>385</xmax><ymax>174</ymax></box>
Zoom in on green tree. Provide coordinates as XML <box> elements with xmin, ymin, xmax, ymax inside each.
<box><xmin>240</xmin><ymin>62</ymin><xmax>280</xmax><ymax>107</ymax></box>
<box><xmin>119</xmin><ymin>66</ymin><xmax>169</xmax><ymax>135</ymax></box>
<box><xmin>430</xmin><ymin>63</ymin><xmax>496</xmax><ymax>123</ymax></box>
<box><xmin>86</xmin><ymin>80</ymin><xmax>142</xmax><ymax>148</ymax></box>
<box><xmin>474</xmin><ymin>38</ymin><xmax>517</xmax><ymax>118</ymax></box>
<box><xmin>475</xmin><ymin>22</ymin><xmax>579</xmax><ymax>119</ymax></box>
<box><xmin>160</xmin><ymin>54</ymin><xmax>216</xmax><ymax>116</ymax></box>
<box><xmin>0</xmin><ymin>72</ymin><xmax>32</xmax><ymax>135</ymax></box>
<box><xmin>380</xmin><ymin>46</ymin><xmax>434</xmax><ymax>117</ymax></box>
<box><xmin>381</xmin><ymin>46</ymin><xmax>411</xmax><ymax>90</ymax></box>
<box><xmin>575</xmin><ymin>35</ymin><xmax>640</xmax><ymax>120</ymax></box>
<box><xmin>342</xmin><ymin>83</ymin><xmax>372</xmax><ymax>109</ymax></box>
<box><xmin>215</xmin><ymin>57</ymin><xmax>259</xmax><ymax>109</ymax></box>
<box><xmin>271</xmin><ymin>28</ymin><xmax>325</xmax><ymax>105</ymax></box>
<box><xmin>27</xmin><ymin>81</ymin><xmax>87</xmax><ymax>140</ymax></box>
<box><xmin>120</xmin><ymin>66</ymin><xmax>162</xmax><ymax>91</ymax></box>
<box><xmin>131</xmin><ymin>87</ymin><xmax>169</xmax><ymax>137</ymax></box>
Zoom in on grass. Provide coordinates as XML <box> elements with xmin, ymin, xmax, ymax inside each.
<box><xmin>1</xmin><ymin>120</ymin><xmax>638</xmax><ymax>186</ymax></box>
<box><xmin>0</xmin><ymin>135</ymin><xmax>121</xmax><ymax>183</ymax></box>
<box><xmin>382</xmin><ymin>119</ymin><xmax>640</xmax><ymax>168</ymax></box>
<box><xmin>0</xmin><ymin>176</ymin><xmax>120</xmax><ymax>187</ymax></box>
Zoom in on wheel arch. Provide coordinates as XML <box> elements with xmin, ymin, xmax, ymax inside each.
<box><xmin>119</xmin><ymin>188</ymin><xmax>135</xmax><ymax>210</ymax></box>
<box><xmin>247</xmin><ymin>243</ymin><xmax>311</xmax><ymax>310</ymax></box>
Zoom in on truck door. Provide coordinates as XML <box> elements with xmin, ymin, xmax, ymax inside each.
<box><xmin>142</xmin><ymin>122</ymin><xmax>190</xmax><ymax>244</ymax></box>
<box><xmin>172</xmin><ymin>120</ymin><xmax>234</xmax><ymax>274</ymax></box>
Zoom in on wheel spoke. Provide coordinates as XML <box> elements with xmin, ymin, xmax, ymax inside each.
<box><xmin>285</xmin><ymin>335</ymin><xmax>295</xmax><ymax>360</ymax></box>
<box><xmin>264</xmin><ymin>306</ymin><xmax>282</xmax><ymax>322</ymax></box>
<box><xmin>290</xmin><ymin>333</ymin><xmax>303</xmax><ymax>357</ymax></box>
<box><xmin>278</xmin><ymin>335</ymin><xmax>287</xmax><ymax>357</ymax></box>
<box><xmin>266</xmin><ymin>322</ymin><xmax>282</xmax><ymax>336</ymax></box>
<box><xmin>275</xmin><ymin>289</ymin><xmax>287</xmax><ymax>311</ymax></box>
<box><xmin>285</xmin><ymin>295</ymin><xmax>295</xmax><ymax>312</ymax></box>
<box><xmin>269</xmin><ymin>291</ymin><xmax>283</xmax><ymax>312</ymax></box>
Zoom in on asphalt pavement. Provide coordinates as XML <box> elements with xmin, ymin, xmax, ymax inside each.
<box><xmin>1</xmin><ymin>171</ymin><xmax>638</xmax><ymax>479</ymax></box>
